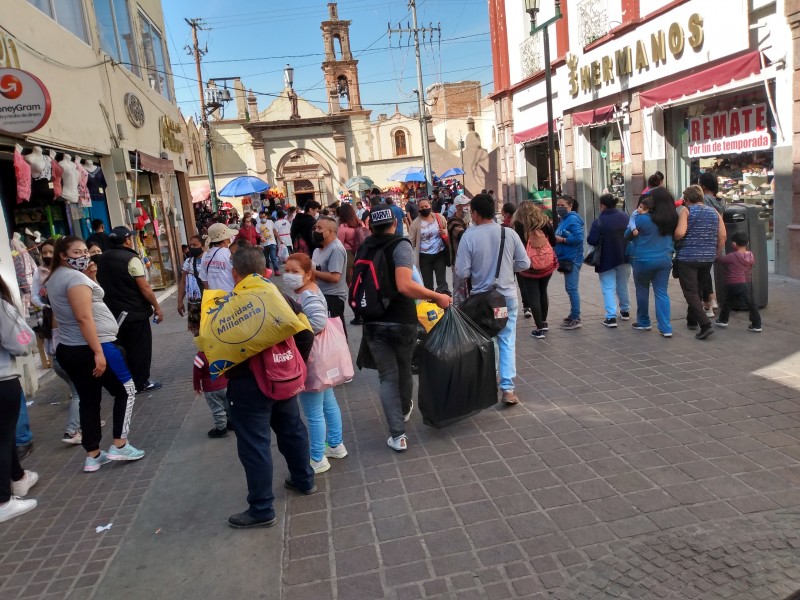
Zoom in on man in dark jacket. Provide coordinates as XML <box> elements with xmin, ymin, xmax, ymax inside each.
<box><xmin>97</xmin><ymin>227</ymin><xmax>163</xmax><ymax>393</ymax></box>
<box><xmin>86</xmin><ymin>220</ymin><xmax>110</xmax><ymax>251</ymax></box>
<box><xmin>586</xmin><ymin>194</ymin><xmax>631</xmax><ymax>328</ymax></box>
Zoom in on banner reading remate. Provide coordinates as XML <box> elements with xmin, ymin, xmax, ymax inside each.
<box><xmin>687</xmin><ymin>103</ymin><xmax>772</xmax><ymax>158</ymax></box>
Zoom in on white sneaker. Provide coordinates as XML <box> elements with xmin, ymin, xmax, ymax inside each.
<box><xmin>11</xmin><ymin>471</ymin><xmax>38</xmax><ymax>497</ymax></box>
<box><xmin>704</xmin><ymin>306</ymin><xmax>715</xmax><ymax>318</ymax></box>
<box><xmin>404</xmin><ymin>400</ymin><xmax>414</xmax><ymax>423</ymax></box>
<box><xmin>0</xmin><ymin>497</ymin><xmax>37</xmax><ymax>523</ymax></box>
<box><xmin>311</xmin><ymin>457</ymin><xmax>331</xmax><ymax>474</ymax></box>
<box><xmin>324</xmin><ymin>444</ymin><xmax>348</xmax><ymax>459</ymax></box>
<box><xmin>387</xmin><ymin>435</ymin><xmax>408</xmax><ymax>452</ymax></box>
<box><xmin>62</xmin><ymin>431</ymin><xmax>82</xmax><ymax>445</ymax></box>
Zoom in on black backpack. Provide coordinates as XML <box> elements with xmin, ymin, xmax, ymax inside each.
<box><xmin>349</xmin><ymin>236</ymin><xmax>405</xmax><ymax>320</ymax></box>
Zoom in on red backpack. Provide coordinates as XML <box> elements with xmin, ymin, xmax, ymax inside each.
<box><xmin>521</xmin><ymin>229</ymin><xmax>558</xmax><ymax>279</ymax></box>
<box><xmin>248</xmin><ymin>336</ymin><xmax>307</xmax><ymax>400</ymax></box>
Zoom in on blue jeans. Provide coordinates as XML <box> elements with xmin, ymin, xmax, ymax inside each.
<box><xmin>563</xmin><ymin>262</ymin><xmax>582</xmax><ymax>320</ymax></box>
<box><xmin>16</xmin><ymin>390</ymin><xmax>31</xmax><ymax>445</ymax></box>
<box><xmin>263</xmin><ymin>244</ymin><xmax>280</xmax><ymax>272</ymax></box>
<box><xmin>495</xmin><ymin>297</ymin><xmax>519</xmax><ymax>392</ymax></box>
<box><xmin>204</xmin><ymin>389</ymin><xmax>230</xmax><ymax>430</ymax></box>
<box><xmin>299</xmin><ymin>388</ymin><xmax>343</xmax><ymax>462</ymax></box>
<box><xmin>227</xmin><ymin>375</ymin><xmax>314</xmax><ymax>520</ymax></box>
<box><xmin>598</xmin><ymin>264</ymin><xmax>631</xmax><ymax>319</ymax></box>
<box><xmin>632</xmin><ymin>258</ymin><xmax>673</xmax><ymax>334</ymax></box>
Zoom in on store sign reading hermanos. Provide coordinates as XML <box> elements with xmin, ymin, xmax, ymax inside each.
<box><xmin>159</xmin><ymin>115</ymin><xmax>184</xmax><ymax>153</ymax></box>
<box><xmin>560</xmin><ymin>1</ymin><xmax>750</xmax><ymax>110</ymax></box>
<box><xmin>688</xmin><ymin>103</ymin><xmax>770</xmax><ymax>158</ymax></box>
<box><xmin>0</xmin><ymin>68</ymin><xmax>51</xmax><ymax>134</ymax></box>
<box><xmin>567</xmin><ymin>14</ymin><xmax>704</xmax><ymax>97</ymax></box>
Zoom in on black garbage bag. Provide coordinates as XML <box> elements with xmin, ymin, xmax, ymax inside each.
<box><xmin>419</xmin><ymin>307</ymin><xmax>498</xmax><ymax>428</ymax></box>
<box><xmin>410</xmin><ymin>323</ymin><xmax>428</xmax><ymax>375</ymax></box>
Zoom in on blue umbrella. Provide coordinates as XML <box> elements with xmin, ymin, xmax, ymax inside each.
<box><xmin>217</xmin><ymin>176</ymin><xmax>270</xmax><ymax>197</ymax></box>
<box><xmin>440</xmin><ymin>167</ymin><xmax>465</xmax><ymax>178</ymax></box>
<box><xmin>388</xmin><ymin>167</ymin><xmax>426</xmax><ymax>183</ymax></box>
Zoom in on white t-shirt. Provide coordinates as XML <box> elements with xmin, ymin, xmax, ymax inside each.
<box><xmin>199</xmin><ymin>246</ymin><xmax>235</xmax><ymax>292</ymax></box>
<box><xmin>257</xmin><ymin>219</ymin><xmax>277</xmax><ymax>246</ymax></box>
<box><xmin>275</xmin><ymin>219</ymin><xmax>292</xmax><ymax>246</ymax></box>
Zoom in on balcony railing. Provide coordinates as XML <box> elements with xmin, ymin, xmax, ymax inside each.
<box><xmin>519</xmin><ymin>32</ymin><xmax>543</xmax><ymax>79</ymax></box>
<box><xmin>578</xmin><ymin>0</ymin><xmax>610</xmax><ymax>47</ymax></box>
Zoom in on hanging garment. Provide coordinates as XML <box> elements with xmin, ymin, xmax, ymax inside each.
<box><xmin>59</xmin><ymin>157</ymin><xmax>79</xmax><ymax>203</ymax></box>
<box><xmin>26</xmin><ymin>147</ymin><xmax>46</xmax><ymax>179</ymax></box>
<box><xmin>14</xmin><ymin>149</ymin><xmax>31</xmax><ymax>203</ymax></box>
<box><xmin>51</xmin><ymin>155</ymin><xmax>63</xmax><ymax>198</ymax></box>
<box><xmin>86</xmin><ymin>166</ymin><xmax>107</xmax><ymax>199</ymax></box>
<box><xmin>40</xmin><ymin>154</ymin><xmax>52</xmax><ymax>181</ymax></box>
<box><xmin>76</xmin><ymin>160</ymin><xmax>91</xmax><ymax>207</ymax></box>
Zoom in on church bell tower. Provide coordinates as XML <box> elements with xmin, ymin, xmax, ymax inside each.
<box><xmin>321</xmin><ymin>3</ymin><xmax>364</xmax><ymax>113</ymax></box>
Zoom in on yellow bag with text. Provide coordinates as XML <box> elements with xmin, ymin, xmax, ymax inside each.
<box><xmin>417</xmin><ymin>301</ymin><xmax>445</xmax><ymax>333</ymax></box>
<box><xmin>196</xmin><ymin>274</ymin><xmax>309</xmax><ymax>379</ymax></box>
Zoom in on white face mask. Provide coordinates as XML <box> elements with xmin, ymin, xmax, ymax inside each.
<box><xmin>283</xmin><ymin>273</ymin><xmax>305</xmax><ymax>292</ymax></box>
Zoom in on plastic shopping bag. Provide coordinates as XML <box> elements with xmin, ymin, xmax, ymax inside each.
<box><xmin>417</xmin><ymin>301</ymin><xmax>444</xmax><ymax>333</ymax></box>
<box><xmin>304</xmin><ymin>318</ymin><xmax>355</xmax><ymax>392</ymax></box>
<box><xmin>418</xmin><ymin>307</ymin><xmax>498</xmax><ymax>428</ymax></box>
<box><xmin>197</xmin><ymin>274</ymin><xmax>310</xmax><ymax>378</ymax></box>
<box><xmin>278</xmin><ymin>244</ymin><xmax>289</xmax><ymax>262</ymax></box>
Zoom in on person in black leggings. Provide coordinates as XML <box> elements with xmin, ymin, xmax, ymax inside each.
<box><xmin>0</xmin><ymin>275</ymin><xmax>38</xmax><ymax>523</ymax></box>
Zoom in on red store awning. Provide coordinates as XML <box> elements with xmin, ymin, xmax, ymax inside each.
<box><xmin>137</xmin><ymin>150</ymin><xmax>175</xmax><ymax>175</ymax></box>
<box><xmin>513</xmin><ymin>120</ymin><xmax>558</xmax><ymax>144</ymax></box>
<box><xmin>639</xmin><ymin>51</ymin><xmax>762</xmax><ymax>109</ymax></box>
<box><xmin>571</xmin><ymin>105</ymin><xmax>616</xmax><ymax>127</ymax></box>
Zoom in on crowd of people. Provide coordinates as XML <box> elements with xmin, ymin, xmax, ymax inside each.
<box><xmin>0</xmin><ymin>175</ymin><xmax>763</xmax><ymax>527</ymax></box>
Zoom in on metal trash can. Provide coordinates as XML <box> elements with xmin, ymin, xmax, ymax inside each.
<box><xmin>714</xmin><ymin>205</ymin><xmax>768</xmax><ymax>309</ymax></box>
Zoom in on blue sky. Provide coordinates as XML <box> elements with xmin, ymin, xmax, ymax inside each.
<box><xmin>162</xmin><ymin>0</ymin><xmax>492</xmax><ymax>120</ymax></box>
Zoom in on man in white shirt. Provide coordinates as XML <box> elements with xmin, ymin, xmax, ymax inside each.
<box><xmin>199</xmin><ymin>223</ymin><xmax>237</xmax><ymax>292</ymax></box>
<box><xmin>312</xmin><ymin>216</ymin><xmax>349</xmax><ymax>336</ymax></box>
<box><xmin>274</xmin><ymin>209</ymin><xmax>293</xmax><ymax>254</ymax></box>
<box><xmin>257</xmin><ymin>211</ymin><xmax>281</xmax><ymax>276</ymax></box>
<box><xmin>356</xmin><ymin>201</ymin><xmax>366</xmax><ymax>220</ymax></box>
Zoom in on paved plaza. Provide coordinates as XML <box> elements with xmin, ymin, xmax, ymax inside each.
<box><xmin>2</xmin><ymin>274</ymin><xmax>800</xmax><ymax>599</ymax></box>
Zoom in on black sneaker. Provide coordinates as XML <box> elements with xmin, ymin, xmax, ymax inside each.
<box><xmin>284</xmin><ymin>479</ymin><xmax>317</xmax><ymax>495</ymax></box>
<box><xmin>350</xmin><ymin>316</ymin><xmax>363</xmax><ymax>325</ymax></box>
<box><xmin>531</xmin><ymin>329</ymin><xmax>546</xmax><ymax>339</ymax></box>
<box><xmin>695</xmin><ymin>325</ymin><xmax>714</xmax><ymax>340</ymax></box>
<box><xmin>603</xmin><ymin>318</ymin><xmax>618</xmax><ymax>328</ymax></box>
<box><xmin>687</xmin><ymin>323</ymin><xmax>699</xmax><ymax>331</ymax></box>
<box><xmin>227</xmin><ymin>511</ymin><xmax>277</xmax><ymax>529</ymax></box>
<box><xmin>208</xmin><ymin>427</ymin><xmax>228</xmax><ymax>439</ymax></box>
<box><xmin>620</xmin><ymin>311</ymin><xmax>630</xmax><ymax>321</ymax></box>
<box><xmin>748</xmin><ymin>325</ymin><xmax>762</xmax><ymax>332</ymax></box>
<box><xmin>631</xmin><ymin>323</ymin><xmax>652</xmax><ymax>331</ymax></box>
<box><xmin>16</xmin><ymin>442</ymin><xmax>34</xmax><ymax>461</ymax></box>
<box><xmin>137</xmin><ymin>381</ymin><xmax>163</xmax><ymax>394</ymax></box>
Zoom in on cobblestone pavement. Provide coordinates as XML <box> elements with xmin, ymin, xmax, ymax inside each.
<box><xmin>2</xmin><ymin>274</ymin><xmax>800</xmax><ymax>599</ymax></box>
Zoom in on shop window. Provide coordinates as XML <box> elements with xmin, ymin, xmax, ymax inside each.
<box><xmin>28</xmin><ymin>0</ymin><xmax>88</xmax><ymax>43</ymax></box>
<box><xmin>394</xmin><ymin>130</ymin><xmax>408</xmax><ymax>157</ymax></box>
<box><xmin>93</xmin><ymin>0</ymin><xmax>140</xmax><ymax>77</ymax></box>
<box><xmin>139</xmin><ymin>13</ymin><xmax>171</xmax><ymax>101</ymax></box>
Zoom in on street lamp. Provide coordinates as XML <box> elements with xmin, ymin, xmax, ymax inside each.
<box><xmin>525</xmin><ymin>0</ymin><xmax>562</xmax><ymax>226</ymax></box>
<box><xmin>284</xmin><ymin>64</ymin><xmax>294</xmax><ymax>90</ymax></box>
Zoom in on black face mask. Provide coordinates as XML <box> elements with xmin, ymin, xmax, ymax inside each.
<box><xmin>188</xmin><ymin>247</ymin><xmax>203</xmax><ymax>258</ymax></box>
<box><xmin>419</xmin><ymin>208</ymin><xmax>432</xmax><ymax>217</ymax></box>
<box><xmin>556</xmin><ymin>207</ymin><xmax>568</xmax><ymax>218</ymax></box>
<box><xmin>312</xmin><ymin>231</ymin><xmax>325</xmax><ymax>245</ymax></box>
<box><xmin>41</xmin><ymin>257</ymin><xmax>52</xmax><ymax>267</ymax></box>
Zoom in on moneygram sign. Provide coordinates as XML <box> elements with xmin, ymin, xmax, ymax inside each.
<box><xmin>687</xmin><ymin>103</ymin><xmax>771</xmax><ymax>158</ymax></box>
<box><xmin>0</xmin><ymin>68</ymin><xmax>51</xmax><ymax>135</ymax></box>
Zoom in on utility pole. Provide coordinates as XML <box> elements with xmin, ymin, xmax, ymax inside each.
<box><xmin>186</xmin><ymin>18</ymin><xmax>218</xmax><ymax>212</ymax></box>
<box><xmin>388</xmin><ymin>3</ymin><xmax>440</xmax><ymax>193</ymax></box>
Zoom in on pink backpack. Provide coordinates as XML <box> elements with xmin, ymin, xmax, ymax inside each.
<box><xmin>521</xmin><ymin>229</ymin><xmax>558</xmax><ymax>279</ymax></box>
<box><xmin>248</xmin><ymin>336</ymin><xmax>307</xmax><ymax>400</ymax></box>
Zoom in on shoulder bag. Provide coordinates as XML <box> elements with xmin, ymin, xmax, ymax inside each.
<box><xmin>461</xmin><ymin>227</ymin><xmax>509</xmax><ymax>338</ymax></box>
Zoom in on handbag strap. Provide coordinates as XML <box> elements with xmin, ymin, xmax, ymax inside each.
<box><xmin>495</xmin><ymin>227</ymin><xmax>506</xmax><ymax>282</ymax></box>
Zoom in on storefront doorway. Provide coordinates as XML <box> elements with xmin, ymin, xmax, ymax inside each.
<box><xmin>666</xmin><ymin>87</ymin><xmax>776</xmax><ymax>268</ymax></box>
<box><xmin>590</xmin><ymin>125</ymin><xmax>626</xmax><ymax>206</ymax></box>
<box><xmin>294</xmin><ymin>179</ymin><xmax>316</xmax><ymax>208</ymax></box>
<box><xmin>524</xmin><ymin>141</ymin><xmax>560</xmax><ymax>209</ymax></box>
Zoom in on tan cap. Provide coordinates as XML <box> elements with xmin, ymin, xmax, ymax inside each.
<box><xmin>207</xmin><ymin>222</ymin><xmax>238</xmax><ymax>243</ymax></box>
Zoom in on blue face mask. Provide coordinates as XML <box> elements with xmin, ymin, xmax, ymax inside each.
<box><xmin>556</xmin><ymin>207</ymin><xmax>568</xmax><ymax>218</ymax></box>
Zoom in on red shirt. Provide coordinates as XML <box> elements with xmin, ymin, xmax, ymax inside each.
<box><xmin>235</xmin><ymin>225</ymin><xmax>259</xmax><ymax>246</ymax></box>
<box><xmin>716</xmin><ymin>250</ymin><xmax>754</xmax><ymax>284</ymax></box>
<box><xmin>193</xmin><ymin>352</ymin><xmax>228</xmax><ymax>392</ymax></box>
